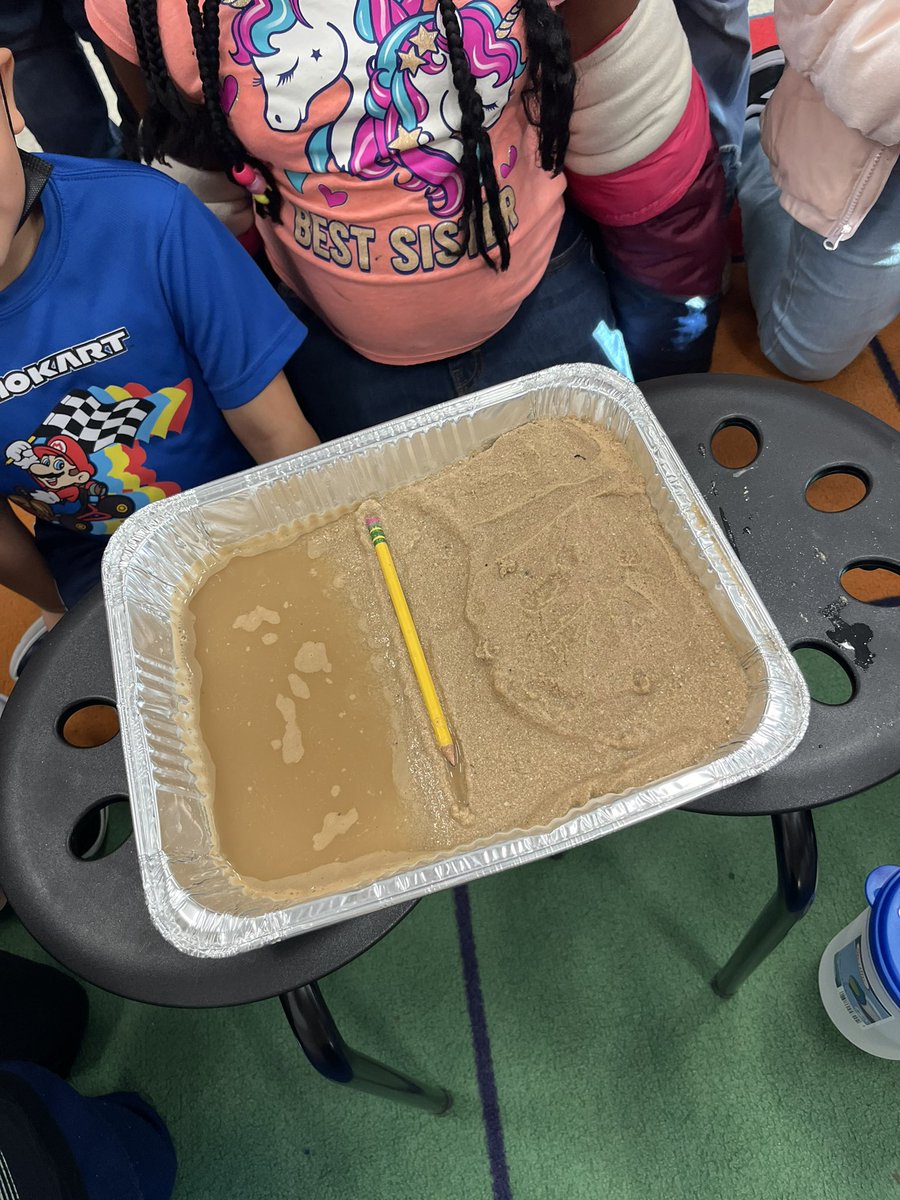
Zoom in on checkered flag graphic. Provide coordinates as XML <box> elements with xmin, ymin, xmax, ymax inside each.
<box><xmin>30</xmin><ymin>389</ymin><xmax>155</xmax><ymax>453</ymax></box>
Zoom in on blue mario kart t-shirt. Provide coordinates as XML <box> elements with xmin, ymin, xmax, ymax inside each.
<box><xmin>0</xmin><ymin>156</ymin><xmax>305</xmax><ymax>542</ymax></box>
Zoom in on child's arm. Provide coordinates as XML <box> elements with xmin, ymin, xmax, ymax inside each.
<box><xmin>562</xmin><ymin>0</ymin><xmax>728</xmax><ymax>380</ymax></box>
<box><xmin>0</xmin><ymin>500</ymin><xmax>65</xmax><ymax>616</ymax></box>
<box><xmin>103</xmin><ymin>47</ymin><xmax>149</xmax><ymax>117</ymax></box>
<box><xmin>223</xmin><ymin>372</ymin><xmax>319</xmax><ymax>465</ymax></box>
<box><xmin>560</xmin><ymin>0</ymin><xmax>640</xmax><ymax>58</ymax></box>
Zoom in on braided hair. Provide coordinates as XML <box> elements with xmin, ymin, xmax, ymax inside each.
<box><xmin>127</xmin><ymin>0</ymin><xmax>574</xmax><ymax>261</ymax></box>
<box><xmin>408</xmin><ymin>0</ymin><xmax>574</xmax><ymax>270</ymax></box>
<box><xmin>126</xmin><ymin>0</ymin><xmax>281</xmax><ymax>218</ymax></box>
<box><xmin>520</xmin><ymin>0</ymin><xmax>575</xmax><ymax>174</ymax></box>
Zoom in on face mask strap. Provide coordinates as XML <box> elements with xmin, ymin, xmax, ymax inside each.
<box><xmin>1</xmin><ymin>73</ymin><xmax>53</xmax><ymax>231</ymax></box>
<box><xmin>0</xmin><ymin>72</ymin><xmax>11</xmax><ymax>129</ymax></box>
<box><xmin>17</xmin><ymin>150</ymin><xmax>52</xmax><ymax>229</ymax></box>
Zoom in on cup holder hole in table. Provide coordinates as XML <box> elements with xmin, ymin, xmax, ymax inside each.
<box><xmin>792</xmin><ymin>644</ymin><xmax>855</xmax><ymax>706</ymax></box>
<box><xmin>805</xmin><ymin>467</ymin><xmax>870</xmax><ymax>513</ymax></box>
<box><xmin>710</xmin><ymin>420</ymin><xmax>760</xmax><ymax>469</ymax></box>
<box><xmin>69</xmin><ymin>797</ymin><xmax>132</xmax><ymax>861</ymax></box>
<box><xmin>841</xmin><ymin>560</ymin><xmax>900</xmax><ymax>606</ymax></box>
<box><xmin>58</xmin><ymin>701</ymin><xmax>119</xmax><ymax>748</ymax></box>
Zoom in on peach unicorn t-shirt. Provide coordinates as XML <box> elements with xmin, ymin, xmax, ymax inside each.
<box><xmin>87</xmin><ymin>0</ymin><xmax>566</xmax><ymax>364</ymax></box>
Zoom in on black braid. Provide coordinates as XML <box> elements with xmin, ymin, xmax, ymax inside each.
<box><xmin>437</xmin><ymin>1</ymin><xmax>575</xmax><ymax>271</ymax></box>
<box><xmin>125</xmin><ymin>0</ymin><xmax>172</xmax><ymax>162</ymax></box>
<box><xmin>192</xmin><ymin>0</ymin><xmax>282</xmax><ymax>219</ymax></box>
<box><xmin>126</xmin><ymin>0</ymin><xmax>218</xmax><ymax>168</ymax></box>
<box><xmin>520</xmin><ymin>0</ymin><xmax>575</xmax><ymax>173</ymax></box>
<box><xmin>127</xmin><ymin>0</ymin><xmax>281</xmax><ymax>220</ymax></box>
<box><xmin>438</xmin><ymin>0</ymin><xmax>510</xmax><ymax>271</ymax></box>
<box><xmin>123</xmin><ymin>0</ymin><xmax>154</xmax><ymax>107</ymax></box>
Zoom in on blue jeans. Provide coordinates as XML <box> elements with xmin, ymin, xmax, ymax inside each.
<box><xmin>740</xmin><ymin>119</ymin><xmax>900</xmax><ymax>381</ymax></box>
<box><xmin>0</xmin><ymin>0</ymin><xmax>123</xmax><ymax>158</ymax></box>
<box><xmin>283</xmin><ymin>209</ymin><xmax>717</xmax><ymax>441</ymax></box>
<box><xmin>675</xmin><ymin>0</ymin><xmax>751</xmax><ymax>200</ymax></box>
<box><xmin>283</xmin><ymin>210</ymin><xmax>627</xmax><ymax>440</ymax></box>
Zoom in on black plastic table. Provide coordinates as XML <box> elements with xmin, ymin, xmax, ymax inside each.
<box><xmin>646</xmin><ymin>374</ymin><xmax>900</xmax><ymax>995</ymax></box>
<box><xmin>0</xmin><ymin>590</ymin><xmax>448</xmax><ymax>1113</ymax></box>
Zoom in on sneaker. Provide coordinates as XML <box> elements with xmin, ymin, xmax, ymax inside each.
<box><xmin>746</xmin><ymin>45</ymin><xmax>786</xmax><ymax>121</ymax></box>
<box><xmin>70</xmin><ymin>807</ymin><xmax>110</xmax><ymax>860</ymax></box>
<box><xmin>10</xmin><ymin>616</ymin><xmax>48</xmax><ymax>680</ymax></box>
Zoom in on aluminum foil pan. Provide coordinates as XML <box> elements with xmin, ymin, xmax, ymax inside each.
<box><xmin>102</xmin><ymin>365</ymin><xmax>809</xmax><ymax>957</ymax></box>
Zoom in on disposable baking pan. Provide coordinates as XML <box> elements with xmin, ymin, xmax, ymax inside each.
<box><xmin>102</xmin><ymin>365</ymin><xmax>809</xmax><ymax>957</ymax></box>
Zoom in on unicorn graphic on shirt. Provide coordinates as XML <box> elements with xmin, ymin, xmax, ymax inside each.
<box><xmin>349</xmin><ymin>2</ymin><xmax>525</xmax><ymax>217</ymax></box>
<box><xmin>227</xmin><ymin>0</ymin><xmax>423</xmax><ymax>172</ymax></box>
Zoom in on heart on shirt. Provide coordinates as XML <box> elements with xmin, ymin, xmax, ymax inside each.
<box><xmin>220</xmin><ymin>75</ymin><xmax>238</xmax><ymax>115</ymax></box>
<box><xmin>319</xmin><ymin>183</ymin><xmax>348</xmax><ymax>208</ymax></box>
<box><xmin>500</xmin><ymin>145</ymin><xmax>518</xmax><ymax>179</ymax></box>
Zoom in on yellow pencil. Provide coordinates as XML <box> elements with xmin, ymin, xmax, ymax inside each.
<box><xmin>366</xmin><ymin>515</ymin><xmax>457</xmax><ymax>766</ymax></box>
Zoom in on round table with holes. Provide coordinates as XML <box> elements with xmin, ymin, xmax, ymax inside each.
<box><xmin>0</xmin><ymin>588</ymin><xmax>448</xmax><ymax>1113</ymax></box>
<box><xmin>643</xmin><ymin>374</ymin><xmax>900</xmax><ymax>995</ymax></box>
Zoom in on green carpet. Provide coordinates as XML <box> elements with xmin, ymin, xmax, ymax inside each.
<box><xmin>1</xmin><ymin>772</ymin><xmax>898</xmax><ymax>1200</ymax></box>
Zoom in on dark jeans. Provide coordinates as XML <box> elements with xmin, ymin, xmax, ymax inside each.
<box><xmin>282</xmin><ymin>207</ymin><xmax>718</xmax><ymax>442</ymax></box>
<box><xmin>282</xmin><ymin>209</ymin><xmax>629</xmax><ymax>441</ymax></box>
<box><xmin>34</xmin><ymin>519</ymin><xmax>108</xmax><ymax>611</ymax></box>
<box><xmin>7</xmin><ymin>524</ymin><xmax>106</xmax><ymax>673</ymax></box>
<box><xmin>0</xmin><ymin>952</ymin><xmax>177</xmax><ymax>1199</ymax></box>
<box><xmin>0</xmin><ymin>0</ymin><xmax>131</xmax><ymax>158</ymax></box>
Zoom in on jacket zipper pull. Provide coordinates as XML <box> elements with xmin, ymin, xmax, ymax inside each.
<box><xmin>824</xmin><ymin>223</ymin><xmax>852</xmax><ymax>251</ymax></box>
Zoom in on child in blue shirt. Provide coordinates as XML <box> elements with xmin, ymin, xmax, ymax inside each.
<box><xmin>0</xmin><ymin>46</ymin><xmax>317</xmax><ymax>636</ymax></box>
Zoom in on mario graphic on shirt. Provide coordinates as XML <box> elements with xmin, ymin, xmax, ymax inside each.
<box><xmin>5</xmin><ymin>379</ymin><xmax>193</xmax><ymax>535</ymax></box>
<box><xmin>6</xmin><ymin>434</ymin><xmax>136</xmax><ymax>531</ymax></box>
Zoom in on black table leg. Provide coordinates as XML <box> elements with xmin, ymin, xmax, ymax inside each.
<box><xmin>712</xmin><ymin>810</ymin><xmax>818</xmax><ymax>998</ymax></box>
<box><xmin>280</xmin><ymin>983</ymin><xmax>451</xmax><ymax>1114</ymax></box>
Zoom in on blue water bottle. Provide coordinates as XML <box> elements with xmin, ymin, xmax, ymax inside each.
<box><xmin>819</xmin><ymin>866</ymin><xmax>900</xmax><ymax>1059</ymax></box>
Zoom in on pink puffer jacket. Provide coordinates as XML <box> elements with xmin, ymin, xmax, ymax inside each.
<box><xmin>761</xmin><ymin>0</ymin><xmax>900</xmax><ymax>248</ymax></box>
